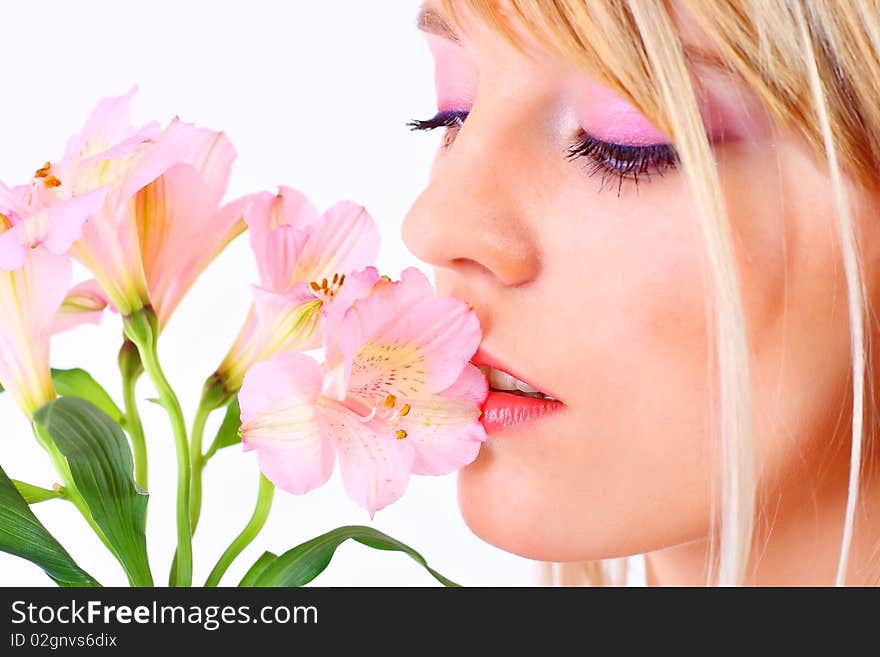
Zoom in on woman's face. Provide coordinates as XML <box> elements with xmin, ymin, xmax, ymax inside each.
<box><xmin>402</xmin><ymin>1</ymin><xmax>878</xmax><ymax>563</ymax></box>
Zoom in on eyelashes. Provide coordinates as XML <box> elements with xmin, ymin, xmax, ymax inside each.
<box><xmin>407</xmin><ymin>109</ymin><xmax>467</xmax><ymax>132</ymax></box>
<box><xmin>408</xmin><ymin>109</ymin><xmax>679</xmax><ymax>194</ymax></box>
<box><xmin>566</xmin><ymin>132</ymin><xmax>678</xmax><ymax>194</ymax></box>
<box><xmin>407</xmin><ymin>109</ymin><xmax>467</xmax><ymax>150</ymax></box>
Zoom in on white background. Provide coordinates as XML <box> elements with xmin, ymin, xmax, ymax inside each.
<box><xmin>0</xmin><ymin>0</ymin><xmax>542</xmax><ymax>586</ymax></box>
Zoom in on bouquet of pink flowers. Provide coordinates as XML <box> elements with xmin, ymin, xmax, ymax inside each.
<box><xmin>0</xmin><ymin>89</ymin><xmax>487</xmax><ymax>587</ymax></box>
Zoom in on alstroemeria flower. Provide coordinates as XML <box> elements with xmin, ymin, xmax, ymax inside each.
<box><xmin>239</xmin><ymin>267</ymin><xmax>487</xmax><ymax>517</ymax></box>
<box><xmin>39</xmin><ymin>88</ymin><xmax>203</xmax><ymax>316</ymax></box>
<box><xmin>0</xmin><ymin>182</ymin><xmax>101</xmax><ymax>416</ymax></box>
<box><xmin>134</xmin><ymin>123</ymin><xmax>253</xmax><ymax>328</ymax></box>
<box><xmin>215</xmin><ymin>187</ymin><xmax>379</xmax><ymax>393</ymax></box>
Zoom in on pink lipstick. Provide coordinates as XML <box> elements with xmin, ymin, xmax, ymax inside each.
<box><xmin>471</xmin><ymin>347</ymin><xmax>564</xmax><ymax>435</ymax></box>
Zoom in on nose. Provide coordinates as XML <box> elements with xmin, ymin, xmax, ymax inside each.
<box><xmin>402</xmin><ymin>106</ymin><xmax>542</xmax><ymax>289</ymax></box>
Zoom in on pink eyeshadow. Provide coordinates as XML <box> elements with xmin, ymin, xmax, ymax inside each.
<box><xmin>577</xmin><ymin>77</ymin><xmax>759</xmax><ymax>145</ymax></box>
<box><xmin>577</xmin><ymin>81</ymin><xmax>671</xmax><ymax>145</ymax></box>
<box><xmin>426</xmin><ymin>34</ymin><xmax>478</xmax><ymax>111</ymax></box>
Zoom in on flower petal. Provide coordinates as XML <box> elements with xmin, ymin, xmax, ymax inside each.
<box><xmin>251</xmin><ymin>282</ymin><xmax>322</xmax><ymax>354</ymax></box>
<box><xmin>293</xmin><ymin>200</ymin><xmax>380</xmax><ymax>285</ymax></box>
<box><xmin>113</xmin><ymin>119</ymin><xmax>202</xmax><ymax>202</ymax></box>
<box><xmin>0</xmin><ymin>249</ymin><xmax>71</xmax><ymax>415</ymax></box>
<box><xmin>339</xmin><ymin>272</ymin><xmax>482</xmax><ymax>400</ymax></box>
<box><xmin>320</xmin><ymin>266</ymin><xmax>382</xmax><ymax>385</ymax></box>
<box><xmin>71</xmin><ymin>201</ymin><xmax>151</xmax><ymax>315</ymax></box>
<box><xmin>320</xmin><ymin>399</ymin><xmax>415</xmax><ymax>517</ymax></box>
<box><xmin>40</xmin><ymin>187</ymin><xmax>108</xmax><ymax>255</ymax></box>
<box><xmin>0</xmin><ymin>225</ymin><xmax>27</xmax><ymax>270</ymax></box>
<box><xmin>52</xmin><ymin>279</ymin><xmax>112</xmax><ymax>334</ymax></box>
<box><xmin>403</xmin><ymin>363</ymin><xmax>488</xmax><ymax>475</ymax></box>
<box><xmin>135</xmin><ymin>162</ymin><xmax>248</xmax><ymax>327</ymax></box>
<box><xmin>321</xmin><ymin>266</ymin><xmax>381</xmax><ymax>330</ymax></box>
<box><xmin>60</xmin><ymin>87</ymin><xmax>141</xmax><ymax>165</ymax></box>
<box><xmin>239</xmin><ymin>351</ymin><xmax>335</xmax><ymax>495</ymax></box>
<box><xmin>0</xmin><ymin>186</ymin><xmax>105</xmax><ymax>271</ymax></box>
<box><xmin>217</xmin><ymin>283</ymin><xmax>322</xmax><ymax>395</ymax></box>
<box><xmin>246</xmin><ymin>190</ymin><xmax>315</xmax><ymax>292</ymax></box>
<box><xmin>178</xmin><ymin>123</ymin><xmax>236</xmax><ymax>209</ymax></box>
<box><xmin>0</xmin><ymin>181</ymin><xmax>28</xmax><ymax>218</ymax></box>
<box><xmin>153</xmin><ymin>193</ymin><xmax>251</xmax><ymax>325</ymax></box>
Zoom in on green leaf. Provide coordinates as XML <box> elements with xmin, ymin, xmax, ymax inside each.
<box><xmin>214</xmin><ymin>397</ymin><xmax>241</xmax><ymax>451</ymax></box>
<box><xmin>51</xmin><ymin>368</ymin><xmax>124</xmax><ymax>425</ymax></box>
<box><xmin>13</xmin><ymin>480</ymin><xmax>63</xmax><ymax>504</ymax></box>
<box><xmin>34</xmin><ymin>397</ymin><xmax>152</xmax><ymax>586</ymax></box>
<box><xmin>243</xmin><ymin>526</ymin><xmax>459</xmax><ymax>587</ymax></box>
<box><xmin>0</xmin><ymin>464</ymin><xmax>99</xmax><ymax>586</ymax></box>
<box><xmin>238</xmin><ymin>551</ymin><xmax>278</xmax><ymax>587</ymax></box>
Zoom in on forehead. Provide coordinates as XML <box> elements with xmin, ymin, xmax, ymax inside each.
<box><xmin>416</xmin><ymin>0</ymin><xmax>723</xmax><ymax>72</ymax></box>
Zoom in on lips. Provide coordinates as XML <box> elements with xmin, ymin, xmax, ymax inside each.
<box><xmin>471</xmin><ymin>347</ymin><xmax>564</xmax><ymax>435</ymax></box>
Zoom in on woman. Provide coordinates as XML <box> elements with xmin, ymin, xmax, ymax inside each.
<box><xmin>402</xmin><ymin>0</ymin><xmax>880</xmax><ymax>586</ymax></box>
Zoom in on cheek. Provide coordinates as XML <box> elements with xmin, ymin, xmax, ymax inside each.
<box><xmin>548</xmin><ymin>144</ymin><xmax>849</xmax><ymax>558</ymax></box>
<box><xmin>458</xmin><ymin>139</ymin><xmax>853</xmax><ymax>562</ymax></box>
<box><xmin>723</xmin><ymin>140</ymin><xmax>852</xmax><ymax>493</ymax></box>
<box><xmin>459</xmin><ymin>173</ymin><xmax>722</xmax><ymax>560</ymax></box>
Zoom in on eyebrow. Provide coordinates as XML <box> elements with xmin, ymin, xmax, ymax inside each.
<box><xmin>416</xmin><ymin>4</ymin><xmax>460</xmax><ymax>43</ymax></box>
<box><xmin>415</xmin><ymin>2</ymin><xmax>726</xmax><ymax>74</ymax></box>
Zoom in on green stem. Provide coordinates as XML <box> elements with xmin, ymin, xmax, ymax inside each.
<box><xmin>188</xmin><ymin>402</ymin><xmax>212</xmax><ymax>531</ymax></box>
<box><xmin>119</xmin><ymin>341</ymin><xmax>148</xmax><ymax>491</ymax></box>
<box><xmin>204</xmin><ymin>474</ymin><xmax>275</xmax><ymax>587</ymax></box>
<box><xmin>125</xmin><ymin>310</ymin><xmax>192</xmax><ymax>587</ymax></box>
<box><xmin>189</xmin><ymin>374</ymin><xmax>236</xmax><ymax>533</ymax></box>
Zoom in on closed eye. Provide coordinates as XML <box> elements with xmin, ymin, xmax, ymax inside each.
<box><xmin>408</xmin><ymin>109</ymin><xmax>679</xmax><ymax>195</ymax></box>
<box><xmin>407</xmin><ymin>109</ymin><xmax>468</xmax><ymax>136</ymax></box>
<box><xmin>567</xmin><ymin>132</ymin><xmax>679</xmax><ymax>195</ymax></box>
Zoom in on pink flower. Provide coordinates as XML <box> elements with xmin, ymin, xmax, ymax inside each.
<box><xmin>133</xmin><ymin>123</ymin><xmax>252</xmax><ymax>328</ymax></box>
<box><xmin>238</xmin><ymin>267</ymin><xmax>487</xmax><ymax>517</ymax></box>
<box><xmin>29</xmin><ymin>89</ymin><xmax>251</xmax><ymax>327</ymax></box>
<box><xmin>42</xmin><ymin>88</ymin><xmax>204</xmax><ymax>315</ymax></box>
<box><xmin>215</xmin><ymin>187</ymin><xmax>379</xmax><ymax>392</ymax></box>
<box><xmin>0</xmin><ymin>182</ymin><xmax>100</xmax><ymax>415</ymax></box>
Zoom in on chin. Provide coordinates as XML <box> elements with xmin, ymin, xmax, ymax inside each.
<box><xmin>455</xmin><ymin>444</ymin><xmax>598</xmax><ymax>562</ymax></box>
<box><xmin>456</xmin><ymin>439</ymin><xmax>698</xmax><ymax>563</ymax></box>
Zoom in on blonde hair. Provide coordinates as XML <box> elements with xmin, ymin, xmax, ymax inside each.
<box><xmin>443</xmin><ymin>0</ymin><xmax>880</xmax><ymax>586</ymax></box>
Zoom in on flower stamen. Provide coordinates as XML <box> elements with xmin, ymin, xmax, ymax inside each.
<box><xmin>309</xmin><ymin>272</ymin><xmax>345</xmax><ymax>302</ymax></box>
<box><xmin>355</xmin><ymin>406</ymin><xmax>378</xmax><ymax>423</ymax></box>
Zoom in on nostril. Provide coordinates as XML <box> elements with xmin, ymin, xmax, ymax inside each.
<box><xmin>449</xmin><ymin>257</ymin><xmax>495</xmax><ymax>281</ymax></box>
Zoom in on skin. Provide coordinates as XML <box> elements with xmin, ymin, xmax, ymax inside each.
<box><xmin>401</xmin><ymin>0</ymin><xmax>880</xmax><ymax>585</ymax></box>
